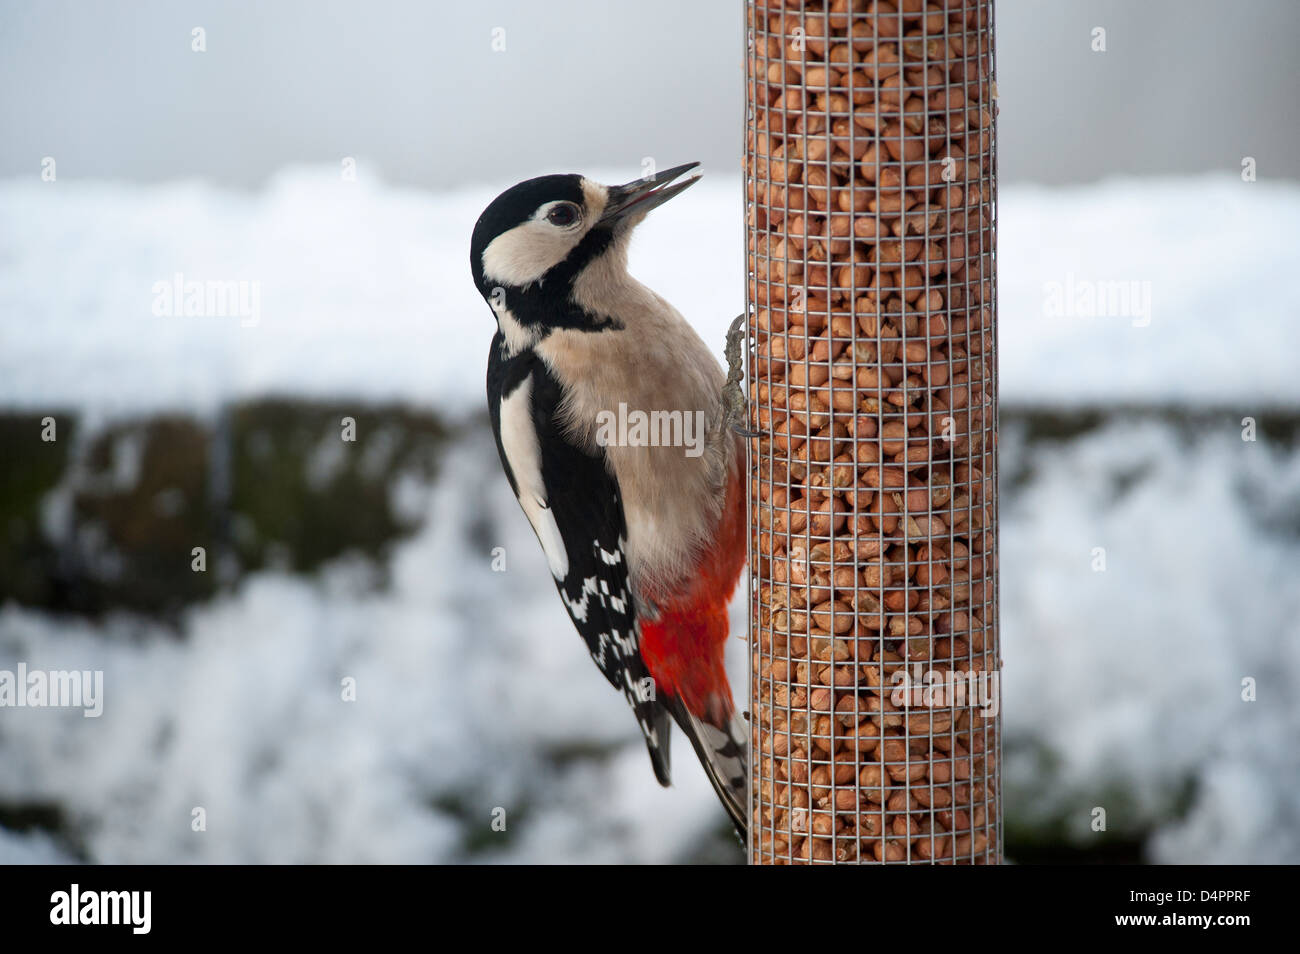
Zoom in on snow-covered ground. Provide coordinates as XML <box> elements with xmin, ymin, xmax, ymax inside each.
<box><xmin>1000</xmin><ymin>415</ymin><xmax>1300</xmax><ymax>863</ymax></box>
<box><xmin>0</xmin><ymin>428</ymin><xmax>747</xmax><ymax>863</ymax></box>
<box><xmin>2</xmin><ymin>170</ymin><xmax>1298</xmax><ymax>418</ymax></box>
<box><xmin>1</xmin><ymin>170</ymin><xmax>1297</xmax><ymax>863</ymax></box>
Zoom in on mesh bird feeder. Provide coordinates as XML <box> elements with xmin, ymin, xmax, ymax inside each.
<box><xmin>745</xmin><ymin>0</ymin><xmax>1000</xmax><ymax>864</ymax></box>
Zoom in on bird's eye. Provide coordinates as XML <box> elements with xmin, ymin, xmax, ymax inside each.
<box><xmin>546</xmin><ymin>203</ymin><xmax>579</xmax><ymax>227</ymax></box>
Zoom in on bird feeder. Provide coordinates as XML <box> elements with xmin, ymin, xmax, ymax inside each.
<box><xmin>744</xmin><ymin>0</ymin><xmax>1000</xmax><ymax>864</ymax></box>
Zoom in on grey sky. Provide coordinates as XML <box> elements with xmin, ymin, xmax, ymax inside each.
<box><xmin>1</xmin><ymin>0</ymin><xmax>1295</xmax><ymax>190</ymax></box>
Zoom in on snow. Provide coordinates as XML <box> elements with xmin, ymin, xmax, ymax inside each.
<box><xmin>5</xmin><ymin>411</ymin><xmax>1296</xmax><ymax>863</ymax></box>
<box><xmin>999</xmin><ymin>177</ymin><xmax>1300</xmax><ymax>408</ymax></box>
<box><xmin>1</xmin><ymin>168</ymin><xmax>1298</xmax><ymax>863</ymax></box>
<box><xmin>2</xmin><ymin>169</ymin><xmax>1298</xmax><ymax>417</ymax></box>
<box><xmin>1000</xmin><ymin>416</ymin><xmax>1300</xmax><ymax>862</ymax></box>
<box><xmin>0</xmin><ymin>429</ymin><xmax>747</xmax><ymax>863</ymax></box>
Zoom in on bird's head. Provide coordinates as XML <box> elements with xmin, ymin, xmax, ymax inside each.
<box><xmin>470</xmin><ymin>163</ymin><xmax>700</xmax><ymax>343</ymax></box>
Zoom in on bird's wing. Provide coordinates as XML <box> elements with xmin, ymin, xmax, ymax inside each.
<box><xmin>488</xmin><ymin>342</ymin><xmax>673</xmax><ymax>784</ymax></box>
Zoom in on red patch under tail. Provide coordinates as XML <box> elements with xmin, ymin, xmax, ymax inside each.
<box><xmin>639</xmin><ymin>450</ymin><xmax>747</xmax><ymax>726</ymax></box>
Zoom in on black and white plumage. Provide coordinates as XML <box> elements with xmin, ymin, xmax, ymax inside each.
<box><xmin>471</xmin><ymin>164</ymin><xmax>749</xmax><ymax>836</ymax></box>
<box><xmin>486</xmin><ymin>345</ymin><xmax>673</xmax><ymax>782</ymax></box>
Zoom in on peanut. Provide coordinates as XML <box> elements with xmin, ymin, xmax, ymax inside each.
<box><xmin>748</xmin><ymin>0</ymin><xmax>997</xmax><ymax>865</ymax></box>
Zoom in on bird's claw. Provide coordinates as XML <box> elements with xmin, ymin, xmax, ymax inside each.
<box><xmin>722</xmin><ymin>313</ymin><xmax>765</xmax><ymax>440</ymax></box>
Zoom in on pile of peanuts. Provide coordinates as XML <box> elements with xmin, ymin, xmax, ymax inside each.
<box><xmin>745</xmin><ymin>0</ymin><xmax>999</xmax><ymax>864</ymax></box>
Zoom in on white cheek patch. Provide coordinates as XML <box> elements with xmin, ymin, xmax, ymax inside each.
<box><xmin>579</xmin><ymin>179</ymin><xmax>608</xmax><ymax>221</ymax></box>
<box><xmin>499</xmin><ymin>376</ymin><xmax>569</xmax><ymax>580</ymax></box>
<box><xmin>482</xmin><ymin>219</ymin><xmax>579</xmax><ymax>288</ymax></box>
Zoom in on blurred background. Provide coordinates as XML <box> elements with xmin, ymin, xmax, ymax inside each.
<box><xmin>1</xmin><ymin>0</ymin><xmax>1298</xmax><ymax>863</ymax></box>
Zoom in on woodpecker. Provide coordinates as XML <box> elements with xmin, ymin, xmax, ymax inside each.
<box><xmin>470</xmin><ymin>163</ymin><xmax>751</xmax><ymax>836</ymax></box>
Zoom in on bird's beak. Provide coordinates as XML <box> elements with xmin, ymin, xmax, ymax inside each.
<box><xmin>600</xmin><ymin>162</ymin><xmax>701</xmax><ymax>225</ymax></box>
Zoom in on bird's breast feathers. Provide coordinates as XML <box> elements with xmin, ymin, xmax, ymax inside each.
<box><xmin>534</xmin><ymin>296</ymin><xmax>735</xmax><ymax>599</ymax></box>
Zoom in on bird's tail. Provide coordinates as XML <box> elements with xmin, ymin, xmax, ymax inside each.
<box><xmin>666</xmin><ymin>697</ymin><xmax>748</xmax><ymax>840</ymax></box>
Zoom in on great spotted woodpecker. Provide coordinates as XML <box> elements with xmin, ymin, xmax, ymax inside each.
<box><xmin>471</xmin><ymin>163</ymin><xmax>750</xmax><ymax>836</ymax></box>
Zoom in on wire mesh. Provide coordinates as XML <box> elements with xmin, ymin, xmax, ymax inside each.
<box><xmin>744</xmin><ymin>0</ymin><xmax>1000</xmax><ymax>865</ymax></box>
